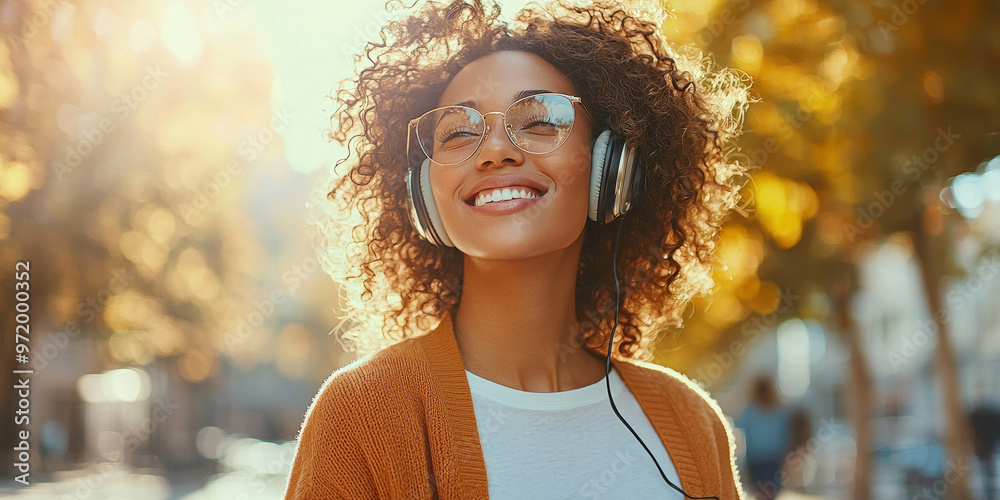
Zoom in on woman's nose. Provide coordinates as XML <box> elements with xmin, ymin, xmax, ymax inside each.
<box><xmin>475</xmin><ymin>118</ymin><xmax>522</xmax><ymax>168</ymax></box>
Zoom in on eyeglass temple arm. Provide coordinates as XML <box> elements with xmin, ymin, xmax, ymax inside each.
<box><xmin>568</xmin><ymin>96</ymin><xmax>599</xmax><ymax>129</ymax></box>
<box><xmin>405</xmin><ymin>121</ymin><xmax>416</xmax><ymax>169</ymax></box>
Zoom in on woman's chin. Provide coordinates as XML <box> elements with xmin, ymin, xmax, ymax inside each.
<box><xmin>454</xmin><ymin>230</ymin><xmax>583</xmax><ymax>261</ymax></box>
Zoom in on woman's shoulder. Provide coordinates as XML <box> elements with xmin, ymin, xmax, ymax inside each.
<box><xmin>618</xmin><ymin>357</ymin><xmax>734</xmax><ymax>428</ymax></box>
<box><xmin>286</xmin><ymin>334</ymin><xmax>438</xmax><ymax>498</ymax></box>
<box><xmin>308</xmin><ymin>333</ymin><xmax>431</xmax><ymax>413</ymax></box>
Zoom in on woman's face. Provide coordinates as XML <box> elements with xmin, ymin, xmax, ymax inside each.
<box><xmin>429</xmin><ymin>50</ymin><xmax>595</xmax><ymax>260</ymax></box>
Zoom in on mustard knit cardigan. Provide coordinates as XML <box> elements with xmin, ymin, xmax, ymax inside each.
<box><xmin>284</xmin><ymin>313</ymin><xmax>747</xmax><ymax>499</ymax></box>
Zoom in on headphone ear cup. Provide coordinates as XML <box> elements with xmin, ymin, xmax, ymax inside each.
<box><xmin>405</xmin><ymin>162</ymin><xmax>427</xmax><ymax>240</ymax></box>
<box><xmin>417</xmin><ymin>158</ymin><xmax>455</xmax><ymax>247</ymax></box>
<box><xmin>589</xmin><ymin>130</ymin><xmax>613</xmax><ymax>222</ymax></box>
<box><xmin>590</xmin><ymin>129</ymin><xmax>644</xmax><ymax>225</ymax></box>
<box><xmin>406</xmin><ymin>158</ymin><xmax>453</xmax><ymax>247</ymax></box>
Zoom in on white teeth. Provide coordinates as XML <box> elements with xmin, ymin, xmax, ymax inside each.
<box><xmin>474</xmin><ymin>187</ymin><xmax>542</xmax><ymax>207</ymax></box>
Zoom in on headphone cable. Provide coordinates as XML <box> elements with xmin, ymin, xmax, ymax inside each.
<box><xmin>604</xmin><ymin>216</ymin><xmax>720</xmax><ymax>500</ymax></box>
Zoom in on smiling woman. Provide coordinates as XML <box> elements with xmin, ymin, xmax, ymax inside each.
<box><xmin>287</xmin><ymin>0</ymin><xmax>752</xmax><ymax>498</ymax></box>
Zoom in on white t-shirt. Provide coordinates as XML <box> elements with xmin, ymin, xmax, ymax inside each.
<box><xmin>466</xmin><ymin>365</ymin><xmax>686</xmax><ymax>499</ymax></box>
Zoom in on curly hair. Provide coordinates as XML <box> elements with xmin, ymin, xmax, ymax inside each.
<box><xmin>313</xmin><ymin>0</ymin><xmax>751</xmax><ymax>361</ymax></box>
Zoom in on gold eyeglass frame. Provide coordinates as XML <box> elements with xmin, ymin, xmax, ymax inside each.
<box><xmin>406</xmin><ymin>92</ymin><xmax>596</xmax><ymax>167</ymax></box>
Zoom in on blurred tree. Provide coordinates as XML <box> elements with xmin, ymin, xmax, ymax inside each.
<box><xmin>0</xmin><ymin>0</ymin><xmax>309</xmax><ymax>470</ymax></box>
<box><xmin>656</xmin><ymin>0</ymin><xmax>1000</xmax><ymax>498</ymax></box>
<box><xmin>833</xmin><ymin>273</ymin><xmax>873</xmax><ymax>499</ymax></box>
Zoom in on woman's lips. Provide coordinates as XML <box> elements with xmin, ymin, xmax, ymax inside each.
<box><xmin>465</xmin><ymin>186</ymin><xmax>545</xmax><ymax>206</ymax></box>
<box><xmin>465</xmin><ymin>192</ymin><xmax>545</xmax><ymax>215</ymax></box>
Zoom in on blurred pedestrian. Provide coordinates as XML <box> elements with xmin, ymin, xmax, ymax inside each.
<box><xmin>969</xmin><ymin>394</ymin><xmax>1000</xmax><ymax>500</ymax></box>
<box><xmin>780</xmin><ymin>407</ymin><xmax>813</xmax><ymax>493</ymax></box>
<box><xmin>736</xmin><ymin>373</ymin><xmax>792</xmax><ymax>500</ymax></box>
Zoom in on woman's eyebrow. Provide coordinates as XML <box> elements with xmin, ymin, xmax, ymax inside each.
<box><xmin>449</xmin><ymin>89</ymin><xmax>555</xmax><ymax>109</ymax></box>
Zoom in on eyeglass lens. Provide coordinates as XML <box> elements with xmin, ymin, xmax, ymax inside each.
<box><xmin>414</xmin><ymin>94</ymin><xmax>575</xmax><ymax>165</ymax></box>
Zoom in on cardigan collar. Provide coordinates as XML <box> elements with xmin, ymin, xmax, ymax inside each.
<box><xmin>418</xmin><ymin>312</ymin><xmax>708</xmax><ymax>498</ymax></box>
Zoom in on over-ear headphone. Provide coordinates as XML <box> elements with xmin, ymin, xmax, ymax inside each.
<box><xmin>405</xmin><ymin>128</ymin><xmax>646</xmax><ymax>247</ymax></box>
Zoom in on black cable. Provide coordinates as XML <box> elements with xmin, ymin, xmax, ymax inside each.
<box><xmin>605</xmin><ymin>216</ymin><xmax>720</xmax><ymax>500</ymax></box>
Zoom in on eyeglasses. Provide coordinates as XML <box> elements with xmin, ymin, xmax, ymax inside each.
<box><xmin>407</xmin><ymin>92</ymin><xmax>594</xmax><ymax>166</ymax></box>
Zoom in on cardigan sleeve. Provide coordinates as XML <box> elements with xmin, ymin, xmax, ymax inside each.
<box><xmin>284</xmin><ymin>376</ymin><xmax>379</xmax><ymax>500</ymax></box>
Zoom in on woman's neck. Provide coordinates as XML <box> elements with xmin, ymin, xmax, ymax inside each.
<box><xmin>452</xmin><ymin>230</ymin><xmax>608</xmax><ymax>393</ymax></box>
